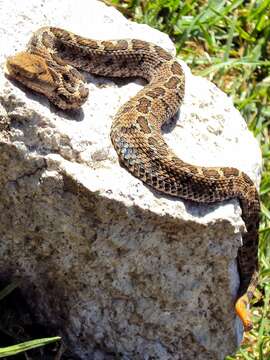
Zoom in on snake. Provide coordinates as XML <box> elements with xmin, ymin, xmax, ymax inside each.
<box><xmin>5</xmin><ymin>27</ymin><xmax>260</xmax><ymax>331</ymax></box>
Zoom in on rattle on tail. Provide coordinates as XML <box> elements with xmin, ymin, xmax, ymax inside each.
<box><xmin>6</xmin><ymin>26</ymin><xmax>260</xmax><ymax>331</ymax></box>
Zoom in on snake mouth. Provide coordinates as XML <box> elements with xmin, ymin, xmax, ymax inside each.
<box><xmin>4</xmin><ymin>62</ymin><xmax>23</xmax><ymax>80</ymax></box>
<box><xmin>4</xmin><ymin>64</ymin><xmax>33</xmax><ymax>88</ymax></box>
<box><xmin>6</xmin><ymin>56</ymin><xmax>39</xmax><ymax>80</ymax></box>
<box><xmin>6</xmin><ymin>52</ymin><xmax>58</xmax><ymax>93</ymax></box>
<box><xmin>6</xmin><ymin>71</ymin><xmax>56</xmax><ymax>96</ymax></box>
<box><xmin>6</xmin><ymin>62</ymin><xmax>57</xmax><ymax>99</ymax></box>
<box><xmin>6</xmin><ymin>59</ymin><xmax>86</xmax><ymax>109</ymax></box>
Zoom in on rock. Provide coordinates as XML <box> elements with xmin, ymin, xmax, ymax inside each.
<box><xmin>0</xmin><ymin>0</ymin><xmax>261</xmax><ymax>359</ymax></box>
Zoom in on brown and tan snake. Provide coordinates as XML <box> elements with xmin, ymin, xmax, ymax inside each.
<box><xmin>5</xmin><ymin>27</ymin><xmax>260</xmax><ymax>331</ymax></box>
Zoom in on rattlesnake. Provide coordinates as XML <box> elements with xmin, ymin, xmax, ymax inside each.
<box><xmin>6</xmin><ymin>27</ymin><xmax>260</xmax><ymax>331</ymax></box>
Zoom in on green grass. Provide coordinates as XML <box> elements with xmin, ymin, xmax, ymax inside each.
<box><xmin>0</xmin><ymin>283</ymin><xmax>61</xmax><ymax>358</ymax></box>
<box><xmin>0</xmin><ymin>337</ymin><xmax>61</xmax><ymax>358</ymax></box>
<box><xmin>106</xmin><ymin>0</ymin><xmax>270</xmax><ymax>359</ymax></box>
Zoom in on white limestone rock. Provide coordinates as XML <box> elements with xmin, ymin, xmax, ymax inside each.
<box><xmin>0</xmin><ymin>0</ymin><xmax>261</xmax><ymax>359</ymax></box>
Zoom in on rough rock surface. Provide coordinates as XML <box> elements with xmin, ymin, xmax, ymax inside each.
<box><xmin>0</xmin><ymin>0</ymin><xmax>262</xmax><ymax>359</ymax></box>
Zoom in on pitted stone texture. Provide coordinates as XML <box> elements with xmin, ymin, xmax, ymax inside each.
<box><xmin>0</xmin><ymin>0</ymin><xmax>261</xmax><ymax>359</ymax></box>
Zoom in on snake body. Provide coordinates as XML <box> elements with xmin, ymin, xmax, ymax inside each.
<box><xmin>6</xmin><ymin>27</ymin><xmax>260</xmax><ymax>330</ymax></box>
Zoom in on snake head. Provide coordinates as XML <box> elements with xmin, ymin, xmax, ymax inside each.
<box><xmin>6</xmin><ymin>52</ymin><xmax>57</xmax><ymax>93</ymax></box>
<box><xmin>6</xmin><ymin>52</ymin><xmax>89</xmax><ymax>110</ymax></box>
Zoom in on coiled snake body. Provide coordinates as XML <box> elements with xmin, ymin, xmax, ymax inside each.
<box><xmin>6</xmin><ymin>27</ymin><xmax>260</xmax><ymax>331</ymax></box>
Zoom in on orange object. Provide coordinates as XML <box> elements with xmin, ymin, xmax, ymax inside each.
<box><xmin>235</xmin><ymin>294</ymin><xmax>253</xmax><ymax>331</ymax></box>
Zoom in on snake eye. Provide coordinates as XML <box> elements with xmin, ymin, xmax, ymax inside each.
<box><xmin>37</xmin><ymin>68</ymin><xmax>47</xmax><ymax>76</ymax></box>
<box><xmin>62</xmin><ymin>73</ymin><xmax>70</xmax><ymax>82</ymax></box>
<box><xmin>32</xmin><ymin>62</ymin><xmax>48</xmax><ymax>77</ymax></box>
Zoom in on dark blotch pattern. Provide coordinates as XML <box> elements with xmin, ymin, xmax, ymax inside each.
<box><xmin>148</xmin><ymin>137</ymin><xmax>168</xmax><ymax>156</ymax></box>
<box><xmin>150</xmin><ymin>161</ymin><xmax>160</xmax><ymax>172</ymax></box>
<box><xmin>171</xmin><ymin>61</ymin><xmax>183</xmax><ymax>76</ymax></box>
<box><xmin>120</xmin><ymin>105</ymin><xmax>134</xmax><ymax>115</ymax></box>
<box><xmin>164</xmin><ymin>76</ymin><xmax>180</xmax><ymax>89</ymax></box>
<box><xmin>154</xmin><ymin>45</ymin><xmax>172</xmax><ymax>61</ymax></box>
<box><xmin>115</xmin><ymin>40</ymin><xmax>129</xmax><ymax>50</ymax></box>
<box><xmin>164</xmin><ymin>181</ymin><xmax>171</xmax><ymax>192</ymax></box>
<box><xmin>52</xmin><ymin>28</ymin><xmax>73</xmax><ymax>42</ymax></box>
<box><xmin>171</xmin><ymin>156</ymin><xmax>184</xmax><ymax>168</ymax></box>
<box><xmin>222</xmin><ymin>167</ymin><xmax>240</xmax><ymax>178</ymax></box>
<box><xmin>101</xmin><ymin>40</ymin><xmax>128</xmax><ymax>51</ymax></box>
<box><xmin>136</xmin><ymin>97</ymin><xmax>151</xmax><ymax>114</ymax></box>
<box><xmin>120</xmin><ymin>126</ymin><xmax>130</xmax><ymax>134</ymax></box>
<box><xmin>101</xmin><ymin>41</ymin><xmax>117</xmax><ymax>51</ymax></box>
<box><xmin>242</xmin><ymin>172</ymin><xmax>254</xmax><ymax>186</ymax></box>
<box><xmin>131</xmin><ymin>39</ymin><xmax>150</xmax><ymax>51</ymax></box>
<box><xmin>152</xmin><ymin>175</ymin><xmax>158</xmax><ymax>186</ymax></box>
<box><xmin>50</xmin><ymin>53</ymin><xmax>67</xmax><ymax>66</ymax></box>
<box><xmin>137</xmin><ymin>116</ymin><xmax>151</xmax><ymax>134</ymax></box>
<box><xmin>148</xmin><ymin>136</ymin><xmax>159</xmax><ymax>147</ymax></box>
<box><xmin>69</xmin><ymin>68</ymin><xmax>85</xmax><ymax>81</ymax></box>
<box><xmin>30</xmin><ymin>34</ymin><xmax>38</xmax><ymax>47</ymax></box>
<box><xmin>42</xmin><ymin>31</ymin><xmax>54</xmax><ymax>48</ymax></box>
<box><xmin>146</xmin><ymin>87</ymin><xmax>166</xmax><ymax>98</ymax></box>
<box><xmin>202</xmin><ymin>169</ymin><xmax>220</xmax><ymax>178</ymax></box>
<box><xmin>78</xmin><ymin>38</ymin><xmax>99</xmax><ymax>49</ymax></box>
<box><xmin>182</xmin><ymin>165</ymin><xmax>198</xmax><ymax>175</ymax></box>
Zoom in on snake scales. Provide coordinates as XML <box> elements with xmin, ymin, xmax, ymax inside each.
<box><xmin>6</xmin><ymin>27</ymin><xmax>260</xmax><ymax>331</ymax></box>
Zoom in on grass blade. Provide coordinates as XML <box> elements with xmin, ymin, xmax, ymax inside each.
<box><xmin>0</xmin><ymin>337</ymin><xmax>61</xmax><ymax>357</ymax></box>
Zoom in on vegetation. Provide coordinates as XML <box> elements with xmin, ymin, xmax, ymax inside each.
<box><xmin>106</xmin><ymin>0</ymin><xmax>270</xmax><ymax>359</ymax></box>
<box><xmin>0</xmin><ymin>282</ymin><xmax>61</xmax><ymax>358</ymax></box>
<box><xmin>1</xmin><ymin>0</ymin><xmax>269</xmax><ymax>358</ymax></box>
